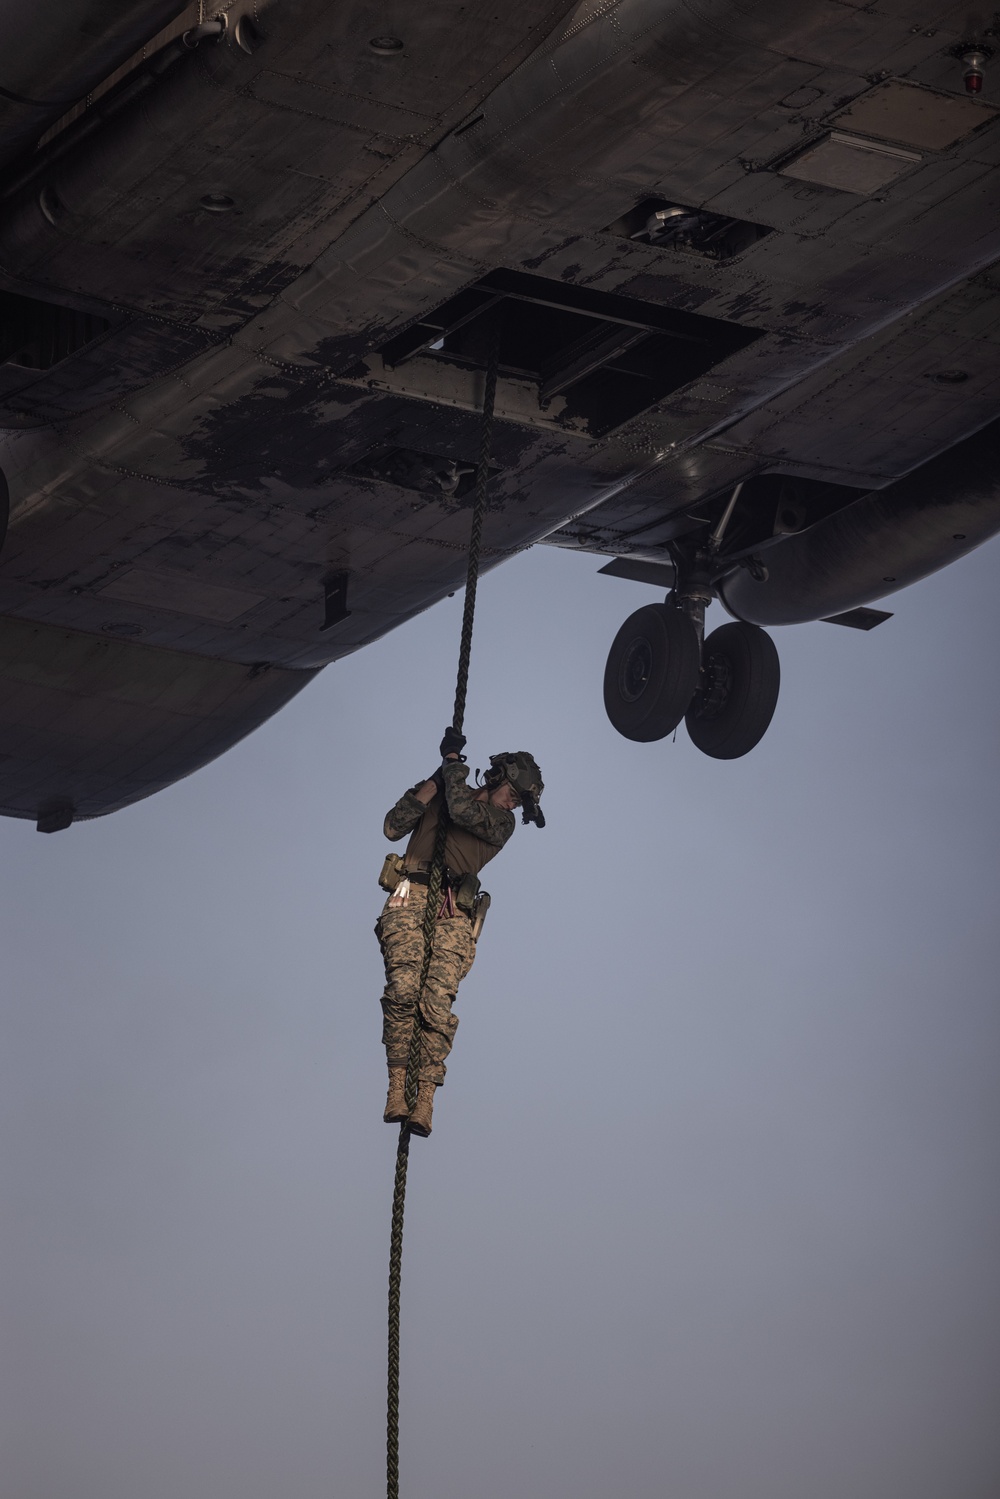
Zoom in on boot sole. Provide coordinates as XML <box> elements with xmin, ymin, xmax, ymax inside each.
<box><xmin>384</xmin><ymin>1110</ymin><xmax>410</xmax><ymax>1123</ymax></box>
<box><xmin>408</xmin><ymin>1121</ymin><xmax>432</xmax><ymax>1137</ymax></box>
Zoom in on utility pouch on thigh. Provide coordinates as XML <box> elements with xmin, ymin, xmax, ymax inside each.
<box><xmin>378</xmin><ymin>852</ymin><xmax>406</xmax><ymax>892</ymax></box>
<box><xmin>454</xmin><ymin>871</ymin><xmax>481</xmax><ymax>913</ymax></box>
<box><xmin>470</xmin><ymin>891</ymin><xmax>491</xmax><ymax>942</ymax></box>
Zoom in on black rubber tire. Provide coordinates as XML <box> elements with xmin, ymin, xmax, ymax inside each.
<box><xmin>603</xmin><ymin>603</ymin><xmax>701</xmax><ymax>742</ymax></box>
<box><xmin>685</xmin><ymin>621</ymin><xmax>780</xmax><ymax>759</ymax></box>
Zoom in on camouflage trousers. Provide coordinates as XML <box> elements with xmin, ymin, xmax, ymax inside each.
<box><xmin>375</xmin><ymin>884</ymin><xmax>477</xmax><ymax>1086</ymax></box>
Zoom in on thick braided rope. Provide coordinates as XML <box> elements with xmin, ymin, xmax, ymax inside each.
<box><xmin>386</xmin><ymin>321</ymin><xmax>500</xmax><ymax>1499</ymax></box>
<box><xmin>452</xmin><ymin>324</ymin><xmax>500</xmax><ymax>734</ymax></box>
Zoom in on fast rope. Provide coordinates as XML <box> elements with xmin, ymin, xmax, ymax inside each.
<box><xmin>386</xmin><ymin>322</ymin><xmax>500</xmax><ymax>1499</ymax></box>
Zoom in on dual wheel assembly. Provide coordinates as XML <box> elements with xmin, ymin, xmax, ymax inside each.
<box><xmin>603</xmin><ymin>602</ymin><xmax>780</xmax><ymax>758</ymax></box>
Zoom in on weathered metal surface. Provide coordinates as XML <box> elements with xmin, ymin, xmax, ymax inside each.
<box><xmin>0</xmin><ymin>613</ymin><xmax>315</xmax><ymax>821</ymax></box>
<box><xmin>0</xmin><ymin>0</ymin><xmax>191</xmax><ymax>169</ymax></box>
<box><xmin>719</xmin><ymin>417</ymin><xmax>1000</xmax><ymax>626</ymax></box>
<box><xmin>0</xmin><ymin>0</ymin><xmax>999</xmax><ymax>818</ymax></box>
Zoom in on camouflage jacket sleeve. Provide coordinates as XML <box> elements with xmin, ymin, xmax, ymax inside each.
<box><xmin>383</xmin><ymin>786</ymin><xmax>428</xmax><ymax>842</ymax></box>
<box><xmin>441</xmin><ymin>760</ymin><xmax>515</xmax><ymax>849</ymax></box>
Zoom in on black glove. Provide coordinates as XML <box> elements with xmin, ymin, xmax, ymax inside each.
<box><xmin>439</xmin><ymin>726</ymin><xmax>467</xmax><ymax>761</ymax></box>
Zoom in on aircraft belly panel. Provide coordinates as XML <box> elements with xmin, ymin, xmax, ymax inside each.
<box><xmin>0</xmin><ymin>1</ymin><xmax>999</xmax><ymax>816</ymax></box>
<box><xmin>0</xmin><ymin>614</ymin><xmax>316</xmax><ymax>823</ymax></box>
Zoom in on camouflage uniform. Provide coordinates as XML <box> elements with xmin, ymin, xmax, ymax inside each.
<box><xmin>376</xmin><ymin>760</ymin><xmax>515</xmax><ymax>1085</ymax></box>
<box><xmin>376</xmin><ymin>886</ymin><xmax>476</xmax><ymax>1085</ymax></box>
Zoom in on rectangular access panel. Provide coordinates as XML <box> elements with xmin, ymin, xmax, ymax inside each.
<box><xmin>376</xmin><ymin>269</ymin><xmax>763</xmax><ymax>437</ymax></box>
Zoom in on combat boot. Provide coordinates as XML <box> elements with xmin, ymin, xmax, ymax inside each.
<box><xmin>384</xmin><ymin>1067</ymin><xmax>409</xmax><ymax>1123</ymax></box>
<box><xmin>408</xmin><ymin>1081</ymin><xmax>437</xmax><ymax>1137</ymax></box>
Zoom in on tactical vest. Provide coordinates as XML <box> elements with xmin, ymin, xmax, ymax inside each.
<box><xmin>403</xmin><ymin>789</ymin><xmax>503</xmax><ymax>877</ymax></box>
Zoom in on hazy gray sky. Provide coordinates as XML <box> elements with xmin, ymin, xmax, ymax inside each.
<box><xmin>2</xmin><ymin>538</ymin><xmax>998</xmax><ymax>1499</ymax></box>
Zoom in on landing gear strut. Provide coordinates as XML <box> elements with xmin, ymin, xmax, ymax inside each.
<box><xmin>602</xmin><ymin>484</ymin><xmax>782</xmax><ymax>759</ymax></box>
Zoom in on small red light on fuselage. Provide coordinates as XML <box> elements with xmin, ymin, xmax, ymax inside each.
<box><xmin>962</xmin><ymin>50</ymin><xmax>987</xmax><ymax>93</ymax></box>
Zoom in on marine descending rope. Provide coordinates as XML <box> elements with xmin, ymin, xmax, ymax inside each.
<box><xmin>386</xmin><ymin>323</ymin><xmax>500</xmax><ymax>1499</ymax></box>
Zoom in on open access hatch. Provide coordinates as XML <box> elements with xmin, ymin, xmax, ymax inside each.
<box><xmin>363</xmin><ymin>269</ymin><xmax>762</xmax><ymax>438</ymax></box>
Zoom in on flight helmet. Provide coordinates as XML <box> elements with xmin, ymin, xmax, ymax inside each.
<box><xmin>485</xmin><ymin>751</ymin><xmax>545</xmax><ymax>827</ymax></box>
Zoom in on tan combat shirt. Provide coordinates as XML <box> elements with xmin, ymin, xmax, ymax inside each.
<box><xmin>383</xmin><ymin>760</ymin><xmax>515</xmax><ymax>876</ymax></box>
